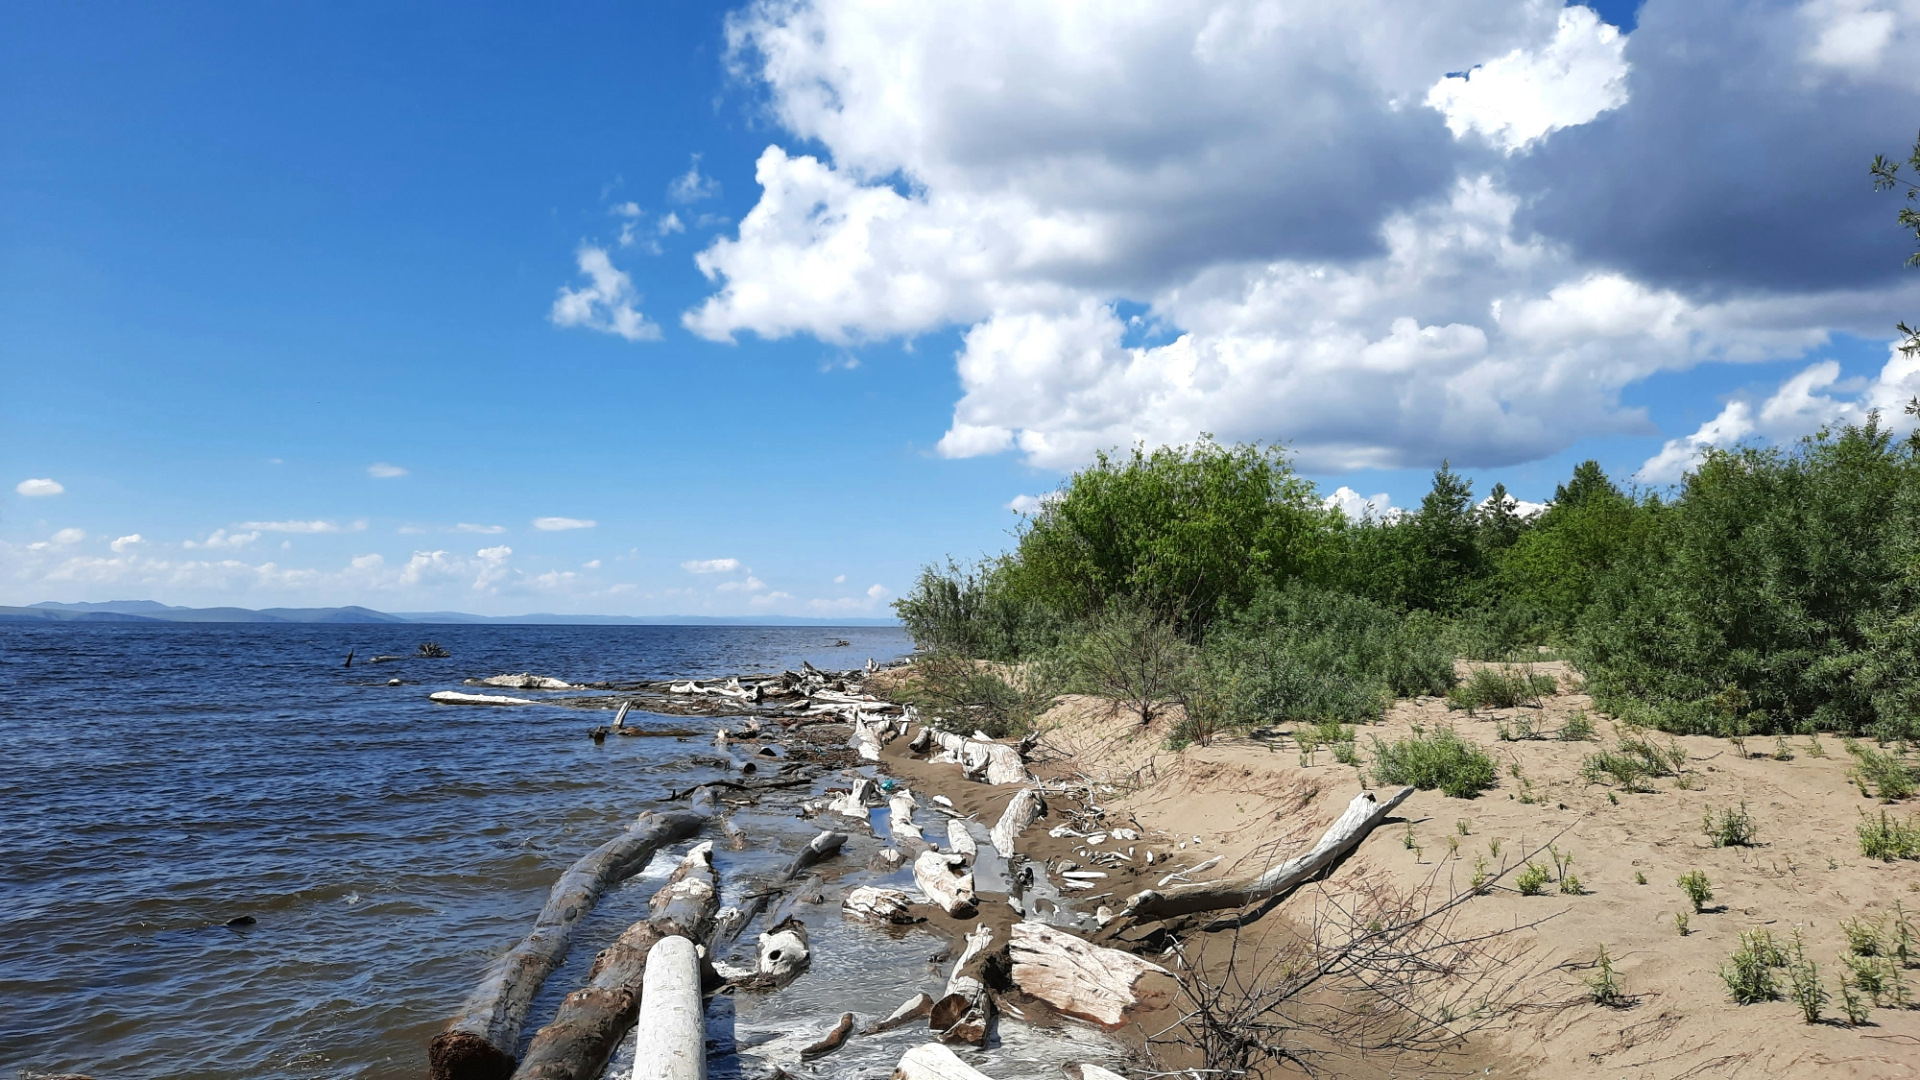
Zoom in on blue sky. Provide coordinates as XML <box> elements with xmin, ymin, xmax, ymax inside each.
<box><xmin>5</xmin><ymin>0</ymin><xmax>1918</xmax><ymax>615</ymax></box>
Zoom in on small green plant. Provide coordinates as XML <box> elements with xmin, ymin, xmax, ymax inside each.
<box><xmin>1840</xmin><ymin>970</ymin><xmax>1872</xmax><ymax>1026</ymax></box>
<box><xmin>1517</xmin><ymin>860</ymin><xmax>1551</xmax><ymax>896</ymax></box>
<box><xmin>1858</xmin><ymin>809</ymin><xmax>1920</xmax><ymax>861</ymax></box>
<box><xmin>1675</xmin><ymin>911</ymin><xmax>1691</xmax><ymax>936</ymax></box>
<box><xmin>1403</xmin><ymin>823</ymin><xmax>1418</xmax><ymax>850</ymax></box>
<box><xmin>1560</xmin><ymin>870</ymin><xmax>1585</xmax><ymax>895</ymax></box>
<box><xmin>1848</xmin><ymin>742</ymin><xmax>1917</xmax><ymax>801</ymax></box>
<box><xmin>1893</xmin><ymin>904</ymin><xmax>1917</xmax><ymax>967</ymax></box>
<box><xmin>1562</xmin><ymin>712</ymin><xmax>1596</xmax><ymax>742</ymax></box>
<box><xmin>1774</xmin><ymin>735</ymin><xmax>1795</xmax><ymax>761</ymax></box>
<box><xmin>1807</xmin><ymin>734</ymin><xmax>1827</xmax><ymax>758</ymax></box>
<box><xmin>1488</xmin><ymin>838</ymin><xmax>1502</xmax><ymax>857</ymax></box>
<box><xmin>1517</xmin><ymin>777</ymin><xmax>1539</xmax><ymax>804</ymax></box>
<box><xmin>1586</xmin><ymin>944</ymin><xmax>1625</xmax><ymax>1007</ymax></box>
<box><xmin>1607</xmin><ymin>791</ymin><xmax>1619</xmax><ymax>805</ymax></box>
<box><xmin>1456</xmin><ymin>818</ymin><xmax>1472</xmax><ymax>836</ymax></box>
<box><xmin>1471</xmin><ymin>855</ymin><xmax>1490</xmax><ymax>894</ymax></box>
<box><xmin>1446</xmin><ymin>666</ymin><xmax>1557</xmax><ymax>713</ymax></box>
<box><xmin>1786</xmin><ymin>932</ymin><xmax>1827</xmax><ymax>1024</ymax></box>
<box><xmin>1704</xmin><ymin>802</ymin><xmax>1759</xmax><ymax>847</ymax></box>
<box><xmin>1844</xmin><ymin>953</ymin><xmax>1891</xmax><ymax>1002</ymax></box>
<box><xmin>1722</xmin><ymin>929</ymin><xmax>1783</xmax><ymax>1004</ymax></box>
<box><xmin>1447</xmin><ymin>834</ymin><xmax>1460</xmax><ymax>858</ymax></box>
<box><xmin>1634</xmin><ymin>870</ymin><xmax>1647</xmax><ymax>885</ymax></box>
<box><xmin>1582</xmin><ymin>730</ymin><xmax>1687</xmax><ymax>792</ymax></box>
<box><xmin>1844</xmin><ymin>915</ymin><xmax>1887</xmax><ymax>957</ymax></box>
<box><xmin>1678</xmin><ymin>870</ymin><xmax>1714</xmax><ymax>913</ymax></box>
<box><xmin>1370</xmin><ymin>727</ymin><xmax>1498</xmax><ymax>798</ymax></box>
<box><xmin>1331</xmin><ymin>739</ymin><xmax>1359</xmax><ymax>766</ymax></box>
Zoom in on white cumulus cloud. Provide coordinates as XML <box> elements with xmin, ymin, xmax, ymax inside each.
<box><xmin>1425</xmin><ymin>5</ymin><xmax>1630</xmax><ymax>153</ymax></box>
<box><xmin>682</xmin><ymin>557</ymin><xmax>742</xmax><ymax>574</ymax></box>
<box><xmin>16</xmin><ymin>478</ymin><xmax>64</xmax><ymax>497</ymax></box>
<box><xmin>49</xmin><ymin>527</ymin><xmax>86</xmax><ymax>545</ymax></box>
<box><xmin>668</xmin><ymin>154</ymin><xmax>721</xmax><ymax>203</ymax></box>
<box><xmin>110</xmin><ymin>534</ymin><xmax>144</xmax><ymax>554</ymax></box>
<box><xmin>239</xmin><ymin>520</ymin><xmax>345</xmax><ymax>534</ymax></box>
<box><xmin>551</xmin><ymin>245</ymin><xmax>661</xmax><ymax>342</ymax></box>
<box><xmin>716</xmin><ymin>575</ymin><xmax>767</xmax><ymax>592</ymax></box>
<box><xmin>454</xmin><ymin>523</ymin><xmax>506</xmax><ymax>534</ymax></box>
<box><xmin>185</xmin><ymin>528</ymin><xmax>262</xmax><ymax>550</ymax></box>
<box><xmin>532</xmin><ymin>517</ymin><xmax>596</xmax><ymax>531</ymax></box>
<box><xmin>1323</xmin><ymin>487</ymin><xmax>1399</xmax><ymax>521</ymax></box>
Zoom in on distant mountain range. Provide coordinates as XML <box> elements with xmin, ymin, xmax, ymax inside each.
<box><xmin>0</xmin><ymin>600</ymin><xmax>898</xmax><ymax>627</ymax></box>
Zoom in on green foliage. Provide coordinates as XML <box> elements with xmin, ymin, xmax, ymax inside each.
<box><xmin>1785</xmin><ymin>933</ymin><xmax>1827</xmax><ymax>1024</ymax></box>
<box><xmin>1703</xmin><ymin>802</ymin><xmax>1760</xmax><ymax>848</ymax></box>
<box><xmin>1847</xmin><ymin>741</ymin><xmax>1918</xmax><ymax>801</ymax></box>
<box><xmin>1859</xmin><ymin>809</ymin><xmax>1920</xmax><ymax>861</ymax></box>
<box><xmin>1068</xmin><ymin>604</ymin><xmax>1193</xmax><ymax>728</ymax></box>
<box><xmin>1722</xmin><ymin>930</ymin><xmax>1785</xmax><ymax>1005</ymax></box>
<box><xmin>1581</xmin><ymin>730</ymin><xmax>1687</xmax><ymax>792</ymax></box>
<box><xmin>1844</xmin><ymin>915</ymin><xmax>1887</xmax><ymax>958</ymax></box>
<box><xmin>896</xmin><ymin>652</ymin><xmax>1065</xmax><ymax>739</ymax></box>
<box><xmin>1370</xmin><ymin>727</ymin><xmax>1498</xmax><ymax>798</ymax></box>
<box><xmin>1562</xmin><ymin>712</ymin><xmax>1596</xmax><ymax>742</ymax></box>
<box><xmin>1447</xmin><ymin>666</ymin><xmax>1556</xmax><ymax>712</ymax></box>
<box><xmin>893</xmin><ymin>558</ymin><xmax>1065</xmax><ymax>661</ymax></box>
<box><xmin>1678</xmin><ymin>870</ymin><xmax>1714</xmax><ymax>913</ymax></box>
<box><xmin>1586</xmin><ymin>944</ymin><xmax>1625</xmax><ymax>1006</ymax></box>
<box><xmin>1333</xmin><ymin>462</ymin><xmax>1491</xmax><ymax>615</ymax></box>
<box><xmin>1516</xmin><ymin>861</ymin><xmax>1550</xmax><ymax>896</ymax></box>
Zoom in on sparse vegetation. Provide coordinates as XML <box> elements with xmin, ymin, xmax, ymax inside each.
<box><xmin>1859</xmin><ymin>809</ymin><xmax>1920</xmax><ymax>861</ymax></box>
<box><xmin>1516</xmin><ymin>861</ymin><xmax>1550</xmax><ymax>896</ymax></box>
<box><xmin>1678</xmin><ymin>870</ymin><xmax>1714</xmax><ymax>913</ymax></box>
<box><xmin>1848</xmin><ymin>741</ymin><xmax>1918</xmax><ymax>801</ymax></box>
<box><xmin>1561</xmin><ymin>712</ymin><xmax>1596</xmax><ymax>742</ymax></box>
<box><xmin>1447</xmin><ymin>666</ymin><xmax>1556</xmax><ymax>713</ymax></box>
<box><xmin>1786</xmin><ymin>933</ymin><xmax>1827</xmax><ymax>1023</ymax></box>
<box><xmin>1703</xmin><ymin>802</ymin><xmax>1759</xmax><ymax>848</ymax></box>
<box><xmin>1675</xmin><ymin>911</ymin><xmax>1691</xmax><ymax>936</ymax></box>
<box><xmin>1585</xmin><ymin>944</ymin><xmax>1625</xmax><ymax>1007</ymax></box>
<box><xmin>1370</xmin><ymin>727</ymin><xmax>1497</xmax><ymax>798</ymax></box>
<box><xmin>1722</xmin><ymin>929</ymin><xmax>1785</xmax><ymax>1004</ymax></box>
<box><xmin>897</xmin><ymin>652</ymin><xmax>1064</xmax><ymax>739</ymax></box>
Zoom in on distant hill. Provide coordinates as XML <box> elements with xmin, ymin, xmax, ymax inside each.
<box><xmin>1</xmin><ymin>601</ymin><xmax>897</xmax><ymax>627</ymax></box>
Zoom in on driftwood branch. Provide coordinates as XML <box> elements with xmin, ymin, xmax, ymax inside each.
<box><xmin>428</xmin><ymin>809</ymin><xmax>707</xmax><ymax>1080</ymax></box>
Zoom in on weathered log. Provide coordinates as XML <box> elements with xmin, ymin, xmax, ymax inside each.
<box><xmin>429</xmin><ymin>810</ymin><xmax>706</xmax><ymax>1080</ymax></box>
<box><xmin>713</xmin><ymin>830</ymin><xmax>846</xmax><ymax>945</ymax></box>
<box><xmin>430</xmin><ymin>690</ymin><xmax>536</xmax><ymax>706</ymax></box>
<box><xmin>509</xmin><ymin>920</ymin><xmax>667</xmax><ymax>1080</ymax></box>
<box><xmin>909</xmin><ymin>727</ymin><xmax>934</xmax><ymax>754</ymax></box>
<box><xmin>649</xmin><ymin>842</ymin><xmax>720</xmax><ymax>940</ymax></box>
<box><xmin>1077</xmin><ymin>1067</ymin><xmax>1126</xmax><ymax>1080</ymax></box>
<box><xmin>631</xmin><ymin>934</ymin><xmax>705</xmax><ymax>1080</ymax></box>
<box><xmin>990</xmin><ymin>788</ymin><xmax>1046</xmax><ymax>859</ymax></box>
<box><xmin>973</xmin><ymin>742</ymin><xmax>1028</xmax><ymax>785</ymax></box>
<box><xmin>929</xmin><ymin>925</ymin><xmax>995</xmax><ymax>1046</ymax></box>
<box><xmin>1007</xmin><ymin>923</ymin><xmax>1173</xmax><ymax>1029</ymax></box>
<box><xmin>473</xmin><ymin>673</ymin><xmax>575</xmax><ymax>690</ymax></box>
<box><xmin>867</xmin><ymin>992</ymin><xmax>935</xmax><ymax>1033</ymax></box>
<box><xmin>612</xmin><ymin>700</ymin><xmax>631</xmax><ymax>729</ymax></box>
<box><xmin>945</xmin><ymin>819</ymin><xmax>977</xmax><ymax>859</ymax></box>
<box><xmin>754</xmin><ymin>917</ymin><xmax>811</xmax><ymax>986</ymax></box>
<box><xmin>842</xmin><ymin>886</ymin><xmax>919</xmax><ymax>924</ymax></box>
<box><xmin>892</xmin><ymin>1043</ymin><xmax>994</xmax><ymax>1080</ymax></box>
<box><xmin>799</xmin><ymin>1012</ymin><xmax>855</xmax><ymax>1059</ymax></box>
<box><xmin>912</xmin><ymin>850</ymin><xmax>977</xmax><ymax>917</ymax></box>
<box><xmin>1120</xmin><ymin>786</ymin><xmax>1413</xmax><ymax>922</ymax></box>
<box><xmin>889</xmin><ymin>791</ymin><xmax>924</xmax><ymax>843</ymax></box>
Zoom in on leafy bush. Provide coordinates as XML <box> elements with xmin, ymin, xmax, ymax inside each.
<box><xmin>893</xmin><ymin>557</ymin><xmax>1066</xmax><ymax>660</ymax></box>
<box><xmin>1370</xmin><ymin>727</ymin><xmax>1497</xmax><ymax>798</ymax></box>
<box><xmin>1586</xmin><ymin>944</ymin><xmax>1625</xmax><ymax>1007</ymax></box>
<box><xmin>896</xmin><ymin>652</ymin><xmax>1064</xmax><ymax>739</ymax></box>
<box><xmin>1446</xmin><ymin>666</ymin><xmax>1556</xmax><ymax>712</ymax></box>
<box><xmin>1859</xmin><ymin>809</ymin><xmax>1920</xmax><ymax>861</ymax></box>
<box><xmin>1678</xmin><ymin>870</ymin><xmax>1714</xmax><ymax>913</ymax></box>
<box><xmin>1722</xmin><ymin>930</ymin><xmax>1785</xmax><ymax>1004</ymax></box>
<box><xmin>1785</xmin><ymin>934</ymin><xmax>1827</xmax><ymax>1024</ymax></box>
<box><xmin>1515</xmin><ymin>861</ymin><xmax>1550</xmax><ymax>896</ymax></box>
<box><xmin>1581</xmin><ymin>732</ymin><xmax>1686</xmax><ymax>792</ymax></box>
<box><xmin>1068</xmin><ymin>604</ymin><xmax>1192</xmax><ymax>727</ymax></box>
<box><xmin>1703</xmin><ymin>802</ymin><xmax>1760</xmax><ymax>847</ymax></box>
<box><xmin>1562</xmin><ymin>712</ymin><xmax>1596</xmax><ymax>742</ymax></box>
<box><xmin>1848</xmin><ymin>741</ymin><xmax>1917</xmax><ymax>801</ymax></box>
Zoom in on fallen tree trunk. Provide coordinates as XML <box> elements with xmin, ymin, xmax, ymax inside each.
<box><xmin>990</xmin><ymin>788</ymin><xmax>1045</xmax><ymax>859</ymax></box>
<box><xmin>1007</xmin><ymin>923</ymin><xmax>1173</xmax><ymax>1029</ymax></box>
<box><xmin>913</xmin><ymin>850</ymin><xmax>977</xmax><ymax>917</ymax></box>
<box><xmin>868</xmin><ymin>992</ymin><xmax>935</xmax><ymax>1033</ymax></box>
<box><xmin>945</xmin><ymin>819</ymin><xmax>977</xmax><ymax>859</ymax></box>
<box><xmin>842</xmin><ymin>886</ymin><xmax>919</xmax><ymax>924</ymax></box>
<box><xmin>929</xmin><ymin>925</ymin><xmax>996</xmax><ymax>1047</ymax></box>
<box><xmin>429</xmin><ymin>809</ymin><xmax>706</xmax><ymax>1080</ymax></box>
<box><xmin>649</xmin><ymin>842</ymin><xmax>721</xmax><ymax>941</ymax></box>
<box><xmin>893</xmin><ymin>1043</ymin><xmax>994</xmax><ymax>1080</ymax></box>
<box><xmin>712</xmin><ymin>830</ymin><xmax>846</xmax><ymax>946</ymax></box>
<box><xmin>889</xmin><ymin>791</ymin><xmax>924</xmax><ymax>844</ymax></box>
<box><xmin>632</xmin><ymin>935</ymin><xmax>706</xmax><ymax>1080</ymax></box>
<box><xmin>799</xmin><ymin>1012</ymin><xmax>855</xmax><ymax>1059</ymax></box>
<box><xmin>1119</xmin><ymin>786</ymin><xmax>1414</xmax><ymax>922</ymax></box>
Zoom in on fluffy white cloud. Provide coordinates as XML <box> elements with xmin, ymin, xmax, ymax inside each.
<box><xmin>240</xmin><ymin>519</ymin><xmax>351</xmax><ymax>533</ymax></box>
<box><xmin>185</xmin><ymin>528</ymin><xmax>261</xmax><ymax>550</ymax></box>
<box><xmin>1425</xmin><ymin>5</ymin><xmax>1629</xmax><ymax>153</ymax></box>
<box><xmin>551</xmin><ymin>245</ymin><xmax>661</xmax><ymax>342</ymax></box>
<box><xmin>681</xmin><ymin>557</ymin><xmax>742</xmax><ymax>573</ymax></box>
<box><xmin>16</xmin><ymin>478</ymin><xmax>63</xmax><ymax>497</ymax></box>
<box><xmin>865</xmin><ymin>583</ymin><xmax>887</xmax><ymax>599</ymax></box>
<box><xmin>1799</xmin><ymin>0</ymin><xmax>1920</xmax><ymax>82</ymax></box>
<box><xmin>1638</xmin><ymin>343</ymin><xmax>1920</xmax><ymax>482</ymax></box>
<box><xmin>454</xmin><ymin>523</ymin><xmax>506</xmax><ymax>534</ymax></box>
<box><xmin>110</xmin><ymin>534</ymin><xmax>144</xmax><ymax>554</ymax></box>
<box><xmin>716</xmin><ymin>575</ymin><xmax>767</xmax><ymax>592</ymax></box>
<box><xmin>688</xmin><ymin>0</ymin><xmax>1920</xmax><ymax>479</ymax></box>
<box><xmin>532</xmin><ymin>516</ymin><xmax>596</xmax><ymax>531</ymax></box>
<box><xmin>49</xmin><ymin>528</ymin><xmax>85</xmax><ymax>545</ymax></box>
<box><xmin>1323</xmin><ymin>487</ymin><xmax>1398</xmax><ymax>521</ymax></box>
<box><xmin>832</xmin><ymin>573</ymin><xmax>846</xmax><ymax>584</ymax></box>
<box><xmin>367</xmin><ymin>463</ymin><xmax>408</xmax><ymax>479</ymax></box>
<box><xmin>668</xmin><ymin>154</ymin><xmax>721</xmax><ymax>203</ymax></box>
<box><xmin>1005</xmin><ymin>492</ymin><xmax>1060</xmax><ymax>514</ymax></box>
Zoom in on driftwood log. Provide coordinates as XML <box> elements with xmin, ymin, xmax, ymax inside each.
<box><xmin>429</xmin><ymin>809</ymin><xmax>707</xmax><ymax>1080</ymax></box>
<box><xmin>1119</xmin><ymin>786</ymin><xmax>1414</xmax><ymax>922</ymax></box>
<box><xmin>712</xmin><ymin>830</ymin><xmax>846</xmax><ymax>946</ymax></box>
<box><xmin>842</xmin><ymin>886</ymin><xmax>918</xmax><ymax>924</ymax></box>
<box><xmin>990</xmin><ymin>788</ymin><xmax>1045</xmax><ymax>859</ymax></box>
<box><xmin>912</xmin><ymin>850</ymin><xmax>977</xmax><ymax>916</ymax></box>
<box><xmin>889</xmin><ymin>791</ymin><xmax>924</xmax><ymax>844</ymax></box>
<box><xmin>754</xmin><ymin>917</ymin><xmax>810</xmax><ymax>986</ymax></box>
<box><xmin>1007</xmin><ymin>923</ymin><xmax>1173</xmax><ymax>1029</ymax></box>
<box><xmin>799</xmin><ymin>1012</ymin><xmax>856</xmax><ymax>1059</ymax></box>
<box><xmin>945</xmin><ymin>819</ymin><xmax>977</xmax><ymax>859</ymax></box>
<box><xmin>929</xmin><ymin>925</ymin><xmax>996</xmax><ymax>1046</ymax></box>
<box><xmin>632</xmin><ymin>934</ymin><xmax>706</xmax><ymax>1080</ymax></box>
<box><xmin>867</xmin><ymin>991</ymin><xmax>935</xmax><ymax>1033</ymax></box>
<box><xmin>892</xmin><ymin>1043</ymin><xmax>994</xmax><ymax>1080</ymax></box>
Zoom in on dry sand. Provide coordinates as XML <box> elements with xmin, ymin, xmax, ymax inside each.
<box><xmin>1014</xmin><ymin>662</ymin><xmax>1920</xmax><ymax>1078</ymax></box>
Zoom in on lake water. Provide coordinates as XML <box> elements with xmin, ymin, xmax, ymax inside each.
<box><xmin>0</xmin><ymin>622</ymin><xmax>984</xmax><ymax>1079</ymax></box>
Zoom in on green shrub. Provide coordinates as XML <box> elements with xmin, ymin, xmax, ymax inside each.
<box><xmin>1069</xmin><ymin>603</ymin><xmax>1193</xmax><ymax>728</ymax></box>
<box><xmin>1786</xmin><ymin>935</ymin><xmax>1827</xmax><ymax>1024</ymax></box>
<box><xmin>1370</xmin><ymin>727</ymin><xmax>1498</xmax><ymax>798</ymax></box>
<box><xmin>1678</xmin><ymin>870</ymin><xmax>1714</xmax><ymax>913</ymax></box>
<box><xmin>897</xmin><ymin>652</ymin><xmax>1066</xmax><ymax>739</ymax></box>
<box><xmin>1582</xmin><ymin>730</ymin><xmax>1688</xmax><ymax>792</ymax></box>
<box><xmin>1562</xmin><ymin>712</ymin><xmax>1596</xmax><ymax>742</ymax></box>
<box><xmin>1722</xmin><ymin>930</ymin><xmax>1785</xmax><ymax>1004</ymax></box>
<box><xmin>1859</xmin><ymin>809</ymin><xmax>1920</xmax><ymax>861</ymax></box>
<box><xmin>1703</xmin><ymin>802</ymin><xmax>1760</xmax><ymax>847</ymax></box>
<box><xmin>1847</xmin><ymin>742</ymin><xmax>1917</xmax><ymax>801</ymax></box>
<box><xmin>1844</xmin><ymin>915</ymin><xmax>1887</xmax><ymax>957</ymax></box>
<box><xmin>1516</xmin><ymin>861</ymin><xmax>1550</xmax><ymax>896</ymax></box>
<box><xmin>1586</xmin><ymin>944</ymin><xmax>1625</xmax><ymax>1006</ymax></box>
<box><xmin>1446</xmin><ymin>666</ymin><xmax>1557</xmax><ymax>713</ymax></box>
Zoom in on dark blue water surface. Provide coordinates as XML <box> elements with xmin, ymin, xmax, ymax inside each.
<box><xmin>0</xmin><ymin>622</ymin><xmax>911</xmax><ymax>1079</ymax></box>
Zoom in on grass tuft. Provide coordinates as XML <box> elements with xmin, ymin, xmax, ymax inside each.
<box><xmin>1370</xmin><ymin>727</ymin><xmax>1497</xmax><ymax>798</ymax></box>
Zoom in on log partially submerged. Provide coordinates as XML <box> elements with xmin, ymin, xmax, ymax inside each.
<box><xmin>842</xmin><ymin>886</ymin><xmax>918</xmax><ymax>924</ymax></box>
<box><xmin>868</xmin><ymin>991</ymin><xmax>935</xmax><ymax>1033</ymax></box>
<box><xmin>1119</xmin><ymin>786</ymin><xmax>1414</xmax><ymax>922</ymax></box>
<box><xmin>929</xmin><ymin>924</ymin><xmax>996</xmax><ymax>1047</ymax></box>
<box><xmin>799</xmin><ymin>1012</ymin><xmax>855</xmax><ymax>1059</ymax></box>
<box><xmin>429</xmin><ymin>809</ymin><xmax>706</xmax><ymax>1080</ymax></box>
<box><xmin>893</xmin><ymin>1043</ymin><xmax>994</xmax><ymax>1080</ymax></box>
<box><xmin>1007</xmin><ymin>923</ymin><xmax>1173</xmax><ymax>1029</ymax></box>
<box><xmin>649</xmin><ymin>842</ymin><xmax>721</xmax><ymax>941</ymax></box>
<box><xmin>712</xmin><ymin>830</ymin><xmax>846</xmax><ymax>946</ymax></box>
<box><xmin>632</xmin><ymin>935</ymin><xmax>706</xmax><ymax>1080</ymax></box>
<box><xmin>912</xmin><ymin>850</ymin><xmax>977</xmax><ymax>917</ymax></box>
<box><xmin>752</xmin><ymin>917</ymin><xmax>811</xmax><ymax>987</ymax></box>
<box><xmin>990</xmin><ymin>788</ymin><xmax>1045</xmax><ymax>859</ymax></box>
<box><xmin>889</xmin><ymin>790</ymin><xmax>923</xmax><ymax>844</ymax></box>
<box><xmin>945</xmin><ymin>819</ymin><xmax>977</xmax><ymax>859</ymax></box>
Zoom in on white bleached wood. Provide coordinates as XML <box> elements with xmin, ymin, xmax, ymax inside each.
<box><xmin>630</xmin><ymin>934</ymin><xmax>705</xmax><ymax>1080</ymax></box>
<box><xmin>929</xmin><ymin>925</ymin><xmax>995</xmax><ymax>1046</ymax></box>
<box><xmin>990</xmin><ymin>788</ymin><xmax>1046</xmax><ymax>859</ymax></box>
<box><xmin>430</xmin><ymin>690</ymin><xmax>537</xmax><ymax>706</ymax></box>
<box><xmin>869</xmin><ymin>992</ymin><xmax>936</xmax><ymax>1033</ymax></box>
<box><xmin>892</xmin><ymin>1043</ymin><xmax>995</xmax><ymax>1080</ymax></box>
<box><xmin>1121</xmin><ymin>787</ymin><xmax>1414</xmax><ymax>921</ymax></box>
<box><xmin>912</xmin><ymin>851</ymin><xmax>977</xmax><ymax>917</ymax></box>
<box><xmin>945</xmin><ymin>819</ymin><xmax>977</xmax><ymax>859</ymax></box>
<box><xmin>1008</xmin><ymin>923</ymin><xmax>1173</xmax><ymax>1029</ymax></box>
<box><xmin>754</xmin><ymin>918</ymin><xmax>810</xmax><ymax>984</ymax></box>
<box><xmin>889</xmin><ymin>791</ymin><xmax>923</xmax><ymax>843</ymax></box>
<box><xmin>1079</xmin><ymin>1066</ymin><xmax>1127</xmax><ymax>1080</ymax></box>
<box><xmin>842</xmin><ymin>886</ymin><xmax>918</xmax><ymax>923</ymax></box>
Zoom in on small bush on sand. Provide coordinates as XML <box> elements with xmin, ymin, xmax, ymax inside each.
<box><xmin>1561</xmin><ymin>712</ymin><xmax>1596</xmax><ymax>742</ymax></box>
<box><xmin>1722</xmin><ymin>930</ymin><xmax>1785</xmax><ymax>1004</ymax></box>
<box><xmin>899</xmin><ymin>652</ymin><xmax>1064</xmax><ymax>739</ymax></box>
<box><xmin>1516</xmin><ymin>861</ymin><xmax>1550</xmax><ymax>896</ymax></box>
<box><xmin>1678</xmin><ymin>870</ymin><xmax>1714</xmax><ymax>913</ymax></box>
<box><xmin>1071</xmin><ymin>604</ymin><xmax>1192</xmax><ymax>728</ymax></box>
<box><xmin>1859</xmin><ymin>809</ymin><xmax>1920</xmax><ymax>861</ymax></box>
<box><xmin>1446</xmin><ymin>666</ymin><xmax>1557</xmax><ymax>713</ymax></box>
<box><xmin>1370</xmin><ymin>727</ymin><xmax>1498</xmax><ymax>798</ymax></box>
<box><xmin>1848</xmin><ymin>741</ymin><xmax>1918</xmax><ymax>801</ymax></box>
<box><xmin>1703</xmin><ymin>802</ymin><xmax>1760</xmax><ymax>847</ymax></box>
<box><xmin>1785</xmin><ymin>933</ymin><xmax>1827</xmax><ymax>1023</ymax></box>
<box><xmin>1586</xmin><ymin>944</ymin><xmax>1626</xmax><ymax>1007</ymax></box>
<box><xmin>1844</xmin><ymin>915</ymin><xmax>1887</xmax><ymax>957</ymax></box>
<box><xmin>1582</xmin><ymin>730</ymin><xmax>1688</xmax><ymax>792</ymax></box>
